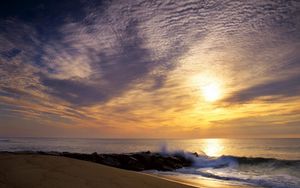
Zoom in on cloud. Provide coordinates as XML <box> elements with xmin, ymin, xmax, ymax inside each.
<box><xmin>42</xmin><ymin>77</ymin><xmax>107</xmax><ymax>106</ymax></box>
<box><xmin>2</xmin><ymin>0</ymin><xmax>299</xmax><ymax>106</ymax></box>
<box><xmin>0</xmin><ymin>0</ymin><xmax>300</xmax><ymax>137</ymax></box>
<box><xmin>224</xmin><ymin>74</ymin><xmax>300</xmax><ymax>104</ymax></box>
<box><xmin>0</xmin><ymin>48</ymin><xmax>21</xmax><ymax>60</ymax></box>
<box><xmin>41</xmin><ymin>20</ymin><xmax>159</xmax><ymax>105</ymax></box>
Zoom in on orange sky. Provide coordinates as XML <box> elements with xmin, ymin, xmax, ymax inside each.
<box><xmin>0</xmin><ymin>0</ymin><xmax>300</xmax><ymax>138</ymax></box>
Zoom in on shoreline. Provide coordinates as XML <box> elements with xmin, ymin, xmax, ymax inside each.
<box><xmin>0</xmin><ymin>153</ymin><xmax>194</xmax><ymax>188</ymax></box>
<box><xmin>153</xmin><ymin>174</ymin><xmax>260</xmax><ymax>188</ymax></box>
<box><xmin>0</xmin><ymin>152</ymin><xmax>259</xmax><ymax>188</ymax></box>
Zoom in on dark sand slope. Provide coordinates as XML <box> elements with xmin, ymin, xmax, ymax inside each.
<box><xmin>0</xmin><ymin>154</ymin><xmax>194</xmax><ymax>188</ymax></box>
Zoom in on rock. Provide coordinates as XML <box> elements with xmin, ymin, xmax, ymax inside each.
<box><xmin>57</xmin><ymin>151</ymin><xmax>194</xmax><ymax>171</ymax></box>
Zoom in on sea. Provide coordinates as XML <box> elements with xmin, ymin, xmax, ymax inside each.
<box><xmin>0</xmin><ymin>138</ymin><xmax>299</xmax><ymax>188</ymax></box>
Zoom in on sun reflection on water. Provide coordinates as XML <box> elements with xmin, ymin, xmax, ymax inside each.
<box><xmin>203</xmin><ymin>139</ymin><xmax>224</xmax><ymax>157</ymax></box>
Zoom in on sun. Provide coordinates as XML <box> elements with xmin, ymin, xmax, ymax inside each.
<box><xmin>203</xmin><ymin>139</ymin><xmax>223</xmax><ymax>156</ymax></box>
<box><xmin>201</xmin><ymin>83</ymin><xmax>221</xmax><ymax>102</ymax></box>
<box><xmin>190</xmin><ymin>74</ymin><xmax>223</xmax><ymax>102</ymax></box>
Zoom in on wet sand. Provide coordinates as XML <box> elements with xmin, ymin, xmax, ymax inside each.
<box><xmin>156</xmin><ymin>175</ymin><xmax>260</xmax><ymax>188</ymax></box>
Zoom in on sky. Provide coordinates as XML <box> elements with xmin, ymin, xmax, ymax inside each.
<box><xmin>0</xmin><ymin>0</ymin><xmax>299</xmax><ymax>138</ymax></box>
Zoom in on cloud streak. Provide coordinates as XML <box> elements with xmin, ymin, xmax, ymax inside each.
<box><xmin>224</xmin><ymin>74</ymin><xmax>300</xmax><ymax>103</ymax></box>
<box><xmin>0</xmin><ymin>0</ymin><xmax>299</xmax><ymax>137</ymax></box>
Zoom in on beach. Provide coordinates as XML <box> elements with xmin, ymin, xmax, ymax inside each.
<box><xmin>0</xmin><ymin>153</ymin><xmax>258</xmax><ymax>188</ymax></box>
<box><xmin>0</xmin><ymin>153</ymin><xmax>192</xmax><ymax>188</ymax></box>
<box><xmin>1</xmin><ymin>138</ymin><xmax>300</xmax><ymax>188</ymax></box>
<box><xmin>1</xmin><ymin>138</ymin><xmax>299</xmax><ymax>187</ymax></box>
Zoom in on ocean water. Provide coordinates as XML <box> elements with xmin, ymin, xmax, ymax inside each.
<box><xmin>0</xmin><ymin>138</ymin><xmax>300</xmax><ymax>188</ymax></box>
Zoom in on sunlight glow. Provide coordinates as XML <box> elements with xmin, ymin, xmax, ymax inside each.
<box><xmin>203</xmin><ymin>139</ymin><xmax>223</xmax><ymax>156</ymax></box>
<box><xmin>201</xmin><ymin>83</ymin><xmax>221</xmax><ymax>102</ymax></box>
<box><xmin>190</xmin><ymin>74</ymin><xmax>223</xmax><ymax>103</ymax></box>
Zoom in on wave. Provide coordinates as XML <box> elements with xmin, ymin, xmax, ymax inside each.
<box><xmin>174</xmin><ymin>168</ymin><xmax>300</xmax><ymax>188</ymax></box>
<box><xmin>158</xmin><ymin>147</ymin><xmax>300</xmax><ymax>188</ymax></box>
<box><xmin>190</xmin><ymin>154</ymin><xmax>300</xmax><ymax>169</ymax></box>
<box><xmin>159</xmin><ymin>146</ymin><xmax>300</xmax><ymax>168</ymax></box>
<box><xmin>230</xmin><ymin>155</ymin><xmax>300</xmax><ymax>167</ymax></box>
<box><xmin>0</xmin><ymin>139</ymin><xmax>10</xmax><ymax>142</ymax></box>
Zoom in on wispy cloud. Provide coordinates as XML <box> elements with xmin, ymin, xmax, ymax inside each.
<box><xmin>0</xmin><ymin>0</ymin><xmax>299</xmax><ymax>137</ymax></box>
<box><xmin>223</xmin><ymin>74</ymin><xmax>300</xmax><ymax>103</ymax></box>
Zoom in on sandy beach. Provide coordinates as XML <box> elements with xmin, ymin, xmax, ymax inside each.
<box><xmin>0</xmin><ymin>154</ymin><xmax>259</xmax><ymax>188</ymax></box>
<box><xmin>0</xmin><ymin>154</ymin><xmax>194</xmax><ymax>188</ymax></box>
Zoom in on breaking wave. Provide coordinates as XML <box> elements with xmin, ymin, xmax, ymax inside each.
<box><xmin>158</xmin><ymin>146</ymin><xmax>300</xmax><ymax>188</ymax></box>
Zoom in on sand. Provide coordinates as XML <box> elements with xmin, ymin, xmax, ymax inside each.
<box><xmin>0</xmin><ymin>154</ymin><xmax>194</xmax><ymax>188</ymax></box>
<box><xmin>0</xmin><ymin>154</ymin><xmax>257</xmax><ymax>188</ymax></box>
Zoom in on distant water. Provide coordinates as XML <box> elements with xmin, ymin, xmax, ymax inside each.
<box><xmin>1</xmin><ymin>138</ymin><xmax>300</xmax><ymax>188</ymax></box>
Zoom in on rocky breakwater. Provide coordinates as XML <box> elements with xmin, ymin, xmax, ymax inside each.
<box><xmin>55</xmin><ymin>151</ymin><xmax>196</xmax><ymax>171</ymax></box>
